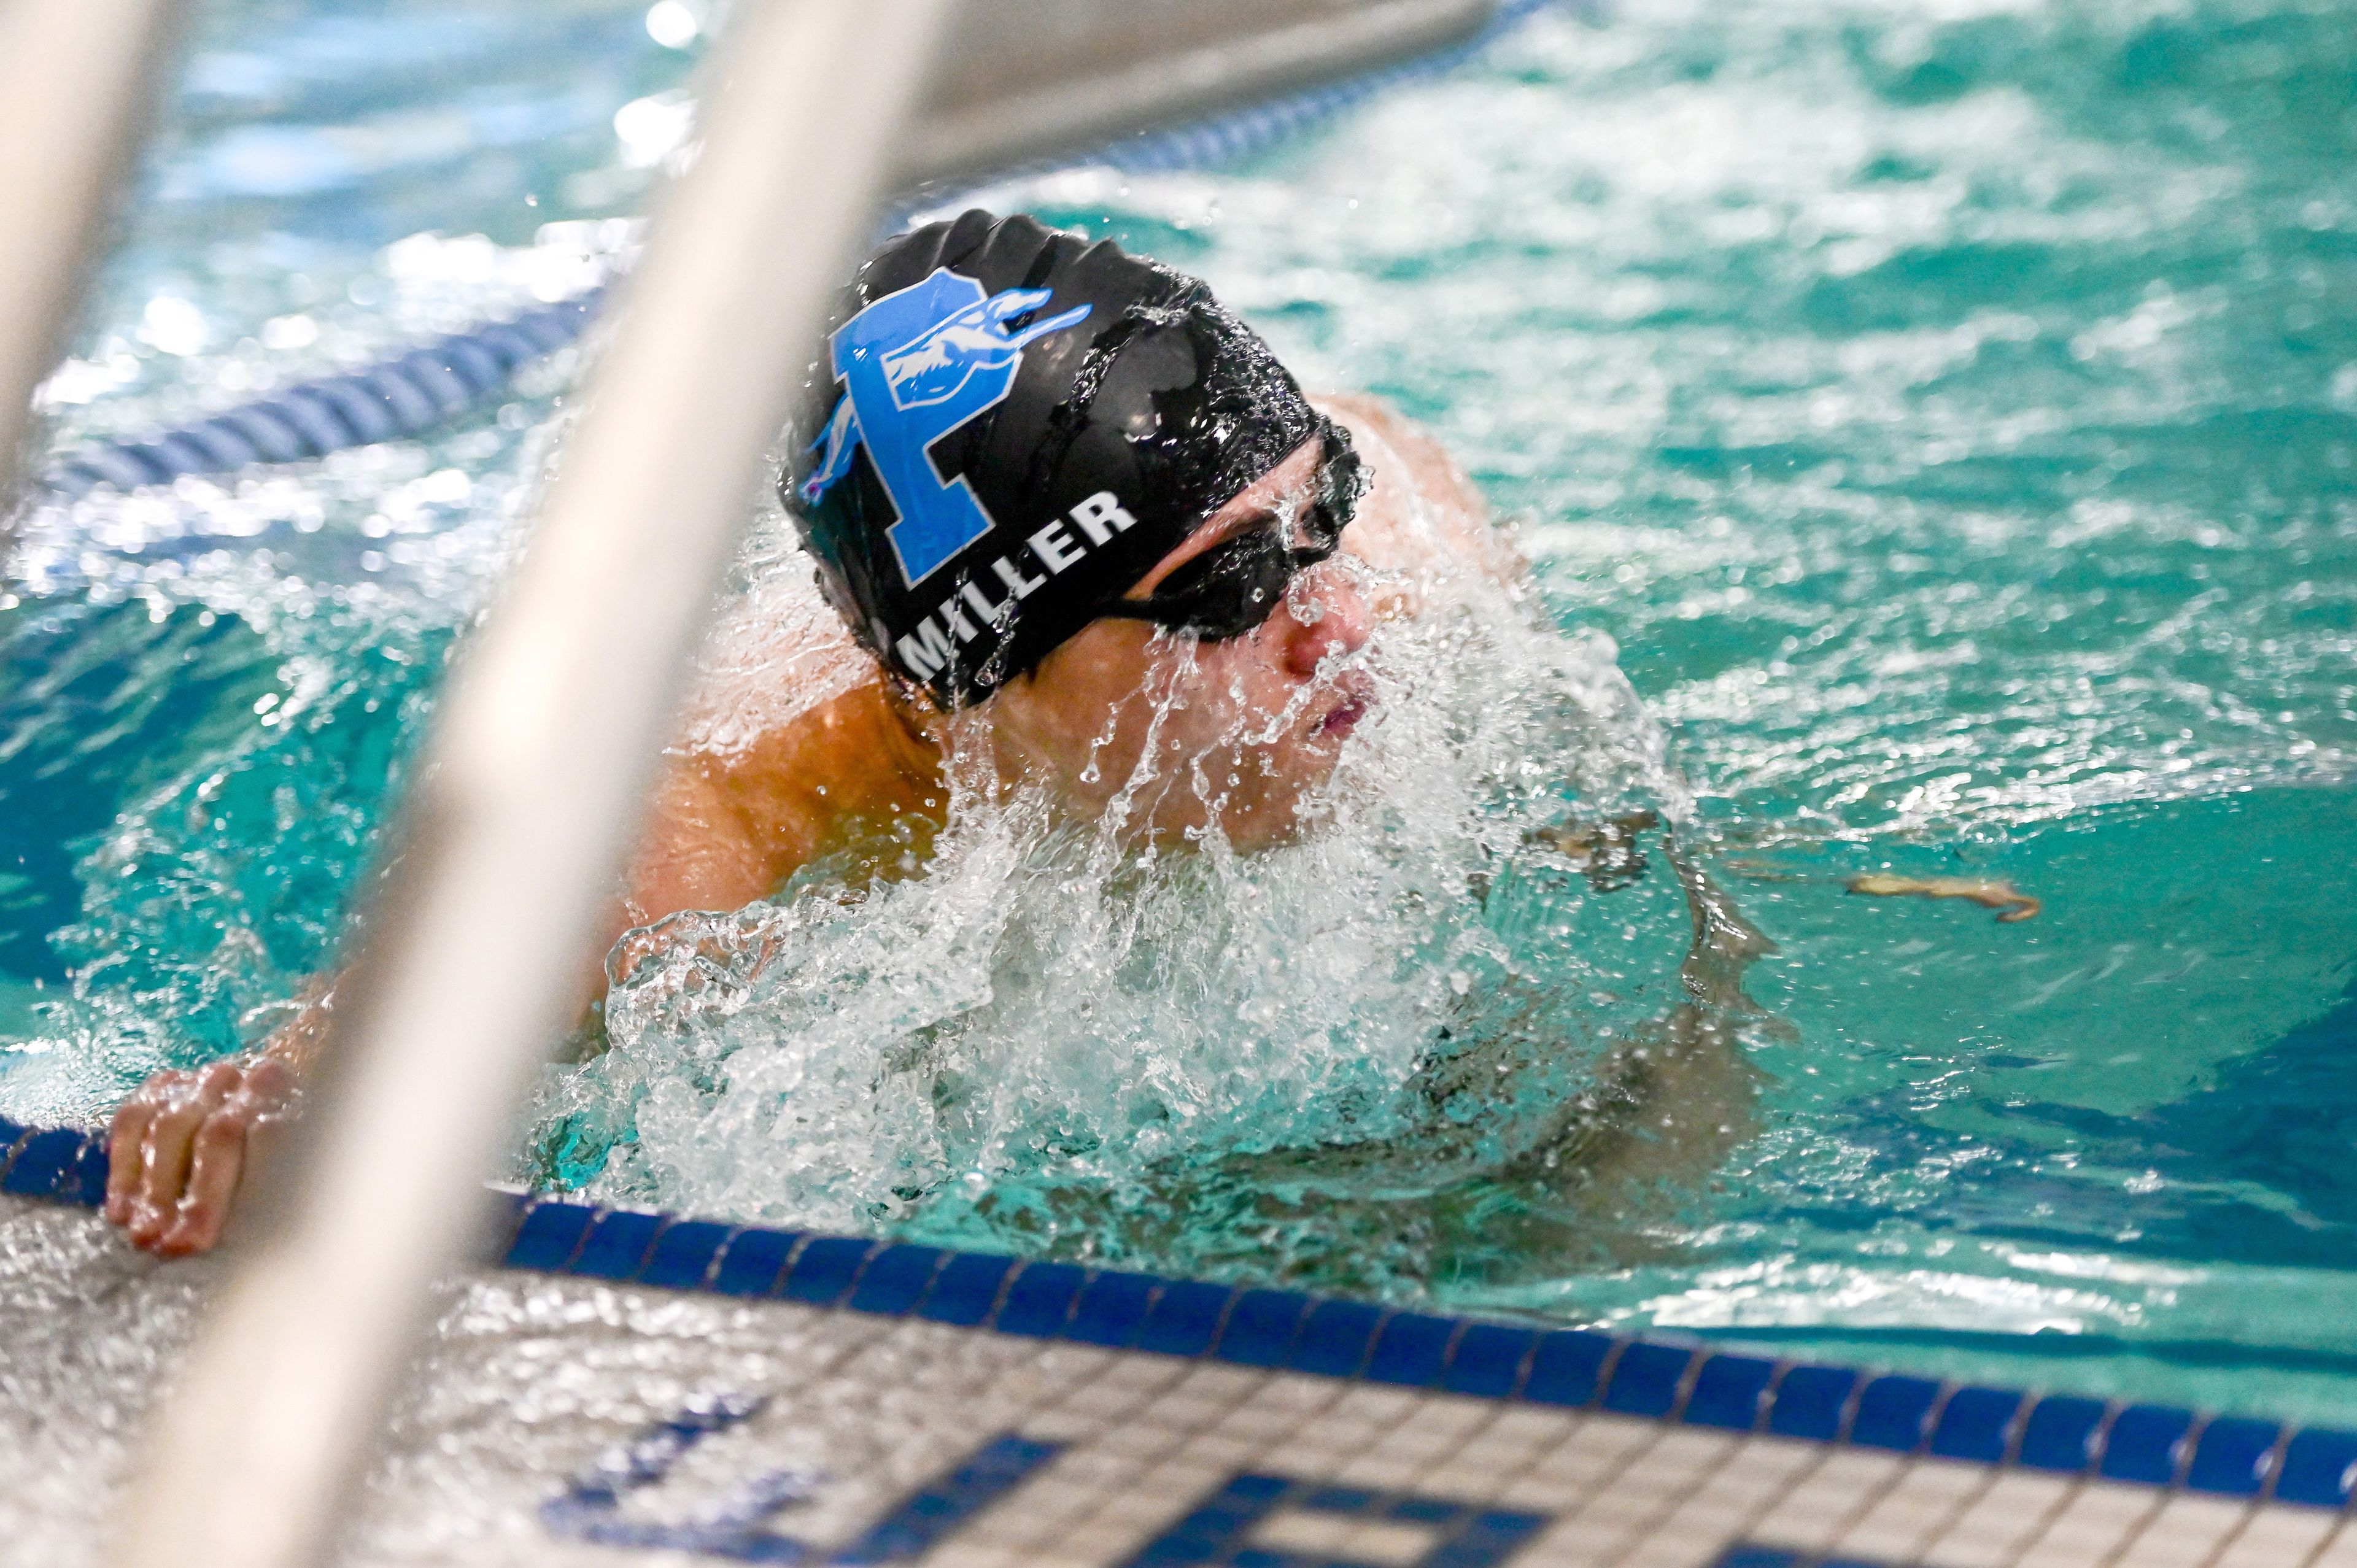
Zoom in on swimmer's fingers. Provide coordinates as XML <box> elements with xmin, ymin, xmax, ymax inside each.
<box><xmin>125</xmin><ymin>1062</ymin><xmax>237</xmax><ymax>1249</ymax></box>
<box><xmin>103</xmin><ymin>1070</ymin><xmax>186</xmax><ymax>1225</ymax></box>
<box><xmin>155</xmin><ymin>1059</ymin><xmax>300</xmax><ymax>1259</ymax></box>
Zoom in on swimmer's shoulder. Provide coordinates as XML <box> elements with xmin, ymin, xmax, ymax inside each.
<box><xmin>1314</xmin><ymin>392</ymin><xmax>1522</xmax><ymax>587</ymax></box>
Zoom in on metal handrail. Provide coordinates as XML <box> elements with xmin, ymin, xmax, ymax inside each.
<box><xmin>909</xmin><ymin>0</ymin><xmax>1498</xmax><ymax>183</ymax></box>
<box><xmin>96</xmin><ymin>3</ymin><xmax>1509</xmax><ymax>1565</ymax></box>
<box><xmin>0</xmin><ymin>0</ymin><xmax>185</xmax><ymax>523</ymax></box>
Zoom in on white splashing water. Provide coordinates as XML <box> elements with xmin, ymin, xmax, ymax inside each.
<box><xmin>532</xmin><ymin>522</ymin><xmax>1700</xmax><ymax>1259</ymax></box>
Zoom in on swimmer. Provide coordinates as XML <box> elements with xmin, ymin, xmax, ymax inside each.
<box><xmin>103</xmin><ymin>210</ymin><xmax>1520</xmax><ymax>1256</ymax></box>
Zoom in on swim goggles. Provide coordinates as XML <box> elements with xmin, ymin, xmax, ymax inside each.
<box><xmin>1094</xmin><ymin>431</ymin><xmax>1364</xmax><ymax>643</ymax></box>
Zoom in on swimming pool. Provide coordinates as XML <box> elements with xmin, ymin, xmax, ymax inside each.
<box><xmin>6</xmin><ymin>0</ymin><xmax>2356</xmax><ymax>1445</ymax></box>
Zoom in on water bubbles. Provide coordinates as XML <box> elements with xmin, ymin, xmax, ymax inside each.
<box><xmin>519</xmin><ymin>533</ymin><xmax>1696</xmax><ymax>1291</ymax></box>
<box><xmin>138</xmin><ymin>295</ymin><xmax>207</xmax><ymax>357</ymax></box>
<box><xmin>613</xmin><ymin>93</ymin><xmax>697</xmax><ymax>172</ymax></box>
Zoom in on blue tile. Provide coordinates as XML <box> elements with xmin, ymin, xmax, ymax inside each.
<box><xmin>0</xmin><ymin>1127</ymin><xmax>82</xmax><ymax>1197</ymax></box>
<box><xmin>1930</xmin><ymin>1385</ymin><xmax>2023</xmax><ymax>1463</ymax></box>
<box><xmin>1386</xmin><ymin>1496</ymin><xmax>1459</xmax><ymax>1525</ymax></box>
<box><xmin>708</xmin><ymin>1227</ymin><xmax>800</xmax><ymax>1297</ymax></box>
<box><xmin>2274</xmin><ymin>1426</ymin><xmax>2357</xmax><ymax>1508</ymax></box>
<box><xmin>1465</xmin><ymin>1508</ymin><xmax>1549</xmax><ymax>1542</ymax></box>
<box><xmin>1363</xmin><ymin>1311</ymin><xmax>1455</xmax><ymax>1388</ymax></box>
<box><xmin>777</xmin><ymin>1236</ymin><xmax>877</xmax><ymax>1307</ymax></box>
<box><xmin>1299</xmin><ymin>1485</ymin><xmax>1377</xmax><ymax>1513</ymax></box>
<box><xmin>2100</xmin><ymin>1404</ymin><xmax>2194</xmax><ymax>1485</ymax></box>
<box><xmin>1601</xmin><ymin>1340</ymin><xmax>1693</xmax><ymax>1418</ymax></box>
<box><xmin>503</xmin><ymin>1201</ymin><xmax>598</xmax><ymax>1272</ymax></box>
<box><xmin>1126</xmin><ymin>1541</ymin><xmax>1220</xmax><ymax>1568</ymax></box>
<box><xmin>827</xmin><ymin>1433</ymin><xmax>1062</xmax><ymax>1564</ymax></box>
<box><xmin>1426</xmin><ymin>1510</ymin><xmax>1549</xmax><ymax>1568</ymax></box>
<box><xmin>921</xmin><ymin>1253</ymin><xmax>1017</xmax><ymax>1327</ymax></box>
<box><xmin>1064</xmin><ymin>1270</ymin><xmax>1158</xmax><ymax>1348</ymax></box>
<box><xmin>1285</xmin><ymin>1299</ymin><xmax>1384</xmax><ymax>1378</ymax></box>
<box><xmin>1685</xmin><ymin>1354</ymin><xmax>1777</xmax><ymax>1431</ymax></box>
<box><xmin>994</xmin><ymin>1262</ymin><xmax>1088</xmax><ymax>1337</ymax></box>
<box><xmin>1134</xmin><ymin>1280</ymin><xmax>1237</xmax><ymax>1358</ymax></box>
<box><xmin>846</xmin><ymin>1245</ymin><xmax>945</xmax><ymax>1316</ymax></box>
<box><xmin>1852</xmin><ymin>1375</ymin><xmax>1943</xmax><ymax>1452</ymax></box>
<box><xmin>2185</xmin><ymin>1416</ymin><xmax>2281</xmax><ymax>1497</ymax></box>
<box><xmin>0</xmin><ymin>1119</ymin><xmax>24</xmax><ymax>1156</ymax></box>
<box><xmin>568</xmin><ymin>1211</ymin><xmax>666</xmax><ymax>1281</ymax></box>
<box><xmin>1765</xmin><ymin>1365</ymin><xmax>1857</xmax><ymax>1442</ymax></box>
<box><xmin>1156</xmin><ymin>1504</ymin><xmax>1243</xmax><ymax>1548</ymax></box>
<box><xmin>1214</xmin><ymin>1289</ymin><xmax>1310</xmax><ymax>1367</ymax></box>
<box><xmin>1223</xmin><ymin>1474</ymin><xmax>1291</xmax><ymax>1506</ymax></box>
<box><xmin>2018</xmin><ymin>1395</ymin><xmax>2108</xmax><ymax>1473</ymax></box>
<box><xmin>1713</xmin><ymin>1551</ymin><xmax>1805</xmax><ymax>1568</ymax></box>
<box><xmin>67</xmin><ymin>1138</ymin><xmax>110</xmax><ymax>1207</ymax></box>
<box><xmin>1442</xmin><ymin>1323</ymin><xmax>1536</xmax><ymax>1399</ymax></box>
<box><xmin>637</xmin><ymin>1221</ymin><xmax>734</xmax><ymax>1290</ymax></box>
<box><xmin>1524</xmin><ymin>1329</ymin><xmax>1616</xmax><ymax>1407</ymax></box>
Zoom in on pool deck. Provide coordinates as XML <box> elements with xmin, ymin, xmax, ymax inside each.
<box><xmin>6</xmin><ymin>1121</ymin><xmax>2355</xmax><ymax>1567</ymax></box>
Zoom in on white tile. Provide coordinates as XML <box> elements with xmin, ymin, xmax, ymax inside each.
<box><xmin>1329</xmin><ymin>1386</ymin><xmax>1427</xmax><ymax>1425</ymax></box>
<box><xmin>1329</xmin><ymin>1455</ymin><xmax>1430</xmax><ymax>1491</ymax></box>
<box><xmin>2309</xmin><ymin>1521</ymin><xmax>2357</xmax><ymax>1568</ymax></box>
<box><xmin>2209</xmin><ymin>1505</ymin><xmax>2342</xmax><ymax>1568</ymax></box>
<box><xmin>1833</xmin><ymin>1459</ymin><xmax>1996</xmax><ymax>1561</ymax></box>
<box><xmin>2107</xmin><ymin>1493</ymin><xmax>2254</xmax><ymax>1568</ymax></box>
<box><xmin>1490</xmin><ymin>1408</ymin><xmax>1585</xmax><ymax>1447</ymax></box>
<box><xmin>1510</xmin><ymin>1512</ymin><xmax>1647</xmax><ymax>1568</ymax></box>
<box><xmin>1255</xmin><ymin>1509</ymin><xmax>1443</xmax><ymax>1568</ymax></box>
<box><xmin>1496</xmin><ymin>1472</ymin><xmax>1604</xmax><ymax>1512</ymax></box>
<box><xmin>2012</xmin><ymin>1484</ymin><xmax>2165</xmax><ymax>1568</ymax></box>
<box><xmin>1746</xmin><ymin>1450</ymin><xmax>1908</xmax><ymax>1550</ymax></box>
<box><xmin>1419</xmin><ymin>1463</ymin><xmax>1511</xmax><ymax>1499</ymax></box>
<box><xmin>1207</xmin><ymin>1401</ymin><xmax>1309</xmax><ymax>1443</ymax></box>
<box><xmin>921</xmin><ymin>1545</ymin><xmax>1023</xmax><ymax>1568</ymax></box>
<box><xmin>1918</xmin><ymin>1471</ymin><xmax>2077</xmax><ymax>1568</ymax></box>
<box><xmin>1166</xmin><ymin>1431</ymin><xmax>1266</xmax><ymax>1471</ymax></box>
<box><xmin>1258</xmin><ymin>1373</ymin><xmax>1348</xmax><ymax>1412</ymax></box>
<box><xmin>1168</xmin><ymin>1362</ymin><xmax>1266</xmax><ymax>1400</ymax></box>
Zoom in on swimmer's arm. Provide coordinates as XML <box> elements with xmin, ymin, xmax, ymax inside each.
<box><xmin>99</xmin><ymin>756</ymin><xmax>795</xmax><ymax>1256</ymax></box>
<box><xmin>1542</xmin><ymin>856</ymin><xmax>1768</xmax><ymax>1198</ymax></box>
<box><xmin>104</xmin><ymin>666</ymin><xmax>939</xmax><ymax>1255</ymax></box>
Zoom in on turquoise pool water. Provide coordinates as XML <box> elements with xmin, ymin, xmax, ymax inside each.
<box><xmin>6</xmin><ymin>0</ymin><xmax>2356</xmax><ymax>1425</ymax></box>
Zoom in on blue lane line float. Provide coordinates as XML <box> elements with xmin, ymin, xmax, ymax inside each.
<box><xmin>8</xmin><ymin>1117</ymin><xmax>2357</xmax><ymax>1515</ymax></box>
<box><xmin>37</xmin><ymin>290</ymin><xmax>604</xmax><ymax>500</ymax></box>
<box><xmin>33</xmin><ymin>0</ymin><xmax>1571</xmax><ymax>501</ymax></box>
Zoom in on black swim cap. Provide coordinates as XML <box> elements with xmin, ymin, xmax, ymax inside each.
<box><xmin>783</xmin><ymin>210</ymin><xmax>1344</xmax><ymax>707</ymax></box>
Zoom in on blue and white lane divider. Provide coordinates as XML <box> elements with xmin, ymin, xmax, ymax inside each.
<box><xmin>5</xmin><ymin>1114</ymin><xmax>2355</xmax><ymax>1516</ymax></box>
<box><xmin>37</xmin><ymin>291</ymin><xmax>604</xmax><ymax>500</ymax></box>
<box><xmin>33</xmin><ymin>0</ymin><xmax>1566</xmax><ymax>503</ymax></box>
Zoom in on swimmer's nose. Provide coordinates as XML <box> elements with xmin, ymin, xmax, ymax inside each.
<box><xmin>1277</xmin><ymin>560</ymin><xmax>1371</xmax><ymax>678</ymax></box>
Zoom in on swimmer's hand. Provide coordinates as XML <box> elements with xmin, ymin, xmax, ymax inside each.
<box><xmin>1846</xmin><ymin>872</ymin><xmax>2042</xmax><ymax>924</ymax></box>
<box><xmin>103</xmin><ymin>1056</ymin><xmax>299</xmax><ymax>1257</ymax></box>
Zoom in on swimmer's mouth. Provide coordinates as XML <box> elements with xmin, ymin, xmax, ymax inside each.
<box><xmin>1315</xmin><ymin>686</ymin><xmax>1371</xmax><ymax>739</ymax></box>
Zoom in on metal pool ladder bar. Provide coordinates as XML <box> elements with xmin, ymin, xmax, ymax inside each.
<box><xmin>55</xmin><ymin>3</ymin><xmax>1506</xmax><ymax>1566</ymax></box>
<box><xmin>0</xmin><ymin>0</ymin><xmax>185</xmax><ymax>519</ymax></box>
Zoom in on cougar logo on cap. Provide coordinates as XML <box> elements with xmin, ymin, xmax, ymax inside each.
<box><xmin>802</xmin><ymin>269</ymin><xmax>1091</xmax><ymax>588</ymax></box>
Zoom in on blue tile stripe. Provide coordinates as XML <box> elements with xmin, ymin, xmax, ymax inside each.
<box><xmin>8</xmin><ymin>1125</ymin><xmax>2353</xmax><ymax>1514</ymax></box>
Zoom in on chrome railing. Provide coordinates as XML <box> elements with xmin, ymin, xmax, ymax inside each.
<box><xmin>0</xmin><ymin>3</ymin><xmax>1511</xmax><ymax>1564</ymax></box>
<box><xmin>0</xmin><ymin>0</ymin><xmax>185</xmax><ymax>516</ymax></box>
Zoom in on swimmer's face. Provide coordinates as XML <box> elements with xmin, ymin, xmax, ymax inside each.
<box><xmin>976</xmin><ymin>438</ymin><xmax>1375</xmax><ymax>851</ymax></box>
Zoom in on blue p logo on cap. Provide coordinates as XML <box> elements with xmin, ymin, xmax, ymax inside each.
<box><xmin>803</xmin><ymin>268</ymin><xmax>1091</xmax><ymax>589</ymax></box>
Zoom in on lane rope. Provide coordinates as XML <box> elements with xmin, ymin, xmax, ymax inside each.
<box><xmin>33</xmin><ymin>0</ymin><xmax>1562</xmax><ymax>500</ymax></box>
